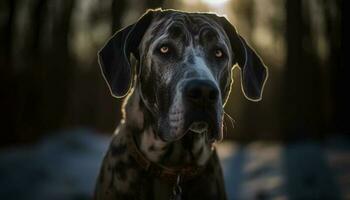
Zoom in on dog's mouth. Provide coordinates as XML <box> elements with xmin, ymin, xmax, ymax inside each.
<box><xmin>189</xmin><ymin>121</ymin><xmax>208</xmax><ymax>134</ymax></box>
<box><xmin>186</xmin><ymin>120</ymin><xmax>221</xmax><ymax>143</ymax></box>
<box><xmin>162</xmin><ymin>116</ymin><xmax>220</xmax><ymax>143</ymax></box>
<box><xmin>162</xmin><ymin>104</ymin><xmax>223</xmax><ymax>143</ymax></box>
<box><xmin>188</xmin><ymin>121</ymin><xmax>215</xmax><ymax>144</ymax></box>
<box><xmin>184</xmin><ymin>108</ymin><xmax>222</xmax><ymax>141</ymax></box>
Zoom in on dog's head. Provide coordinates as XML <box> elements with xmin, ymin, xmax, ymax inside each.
<box><xmin>99</xmin><ymin>9</ymin><xmax>267</xmax><ymax>144</ymax></box>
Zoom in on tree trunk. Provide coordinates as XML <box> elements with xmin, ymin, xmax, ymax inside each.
<box><xmin>283</xmin><ymin>0</ymin><xmax>330</xmax><ymax>140</ymax></box>
<box><xmin>111</xmin><ymin>0</ymin><xmax>127</xmax><ymax>32</ymax></box>
<box><xmin>0</xmin><ymin>0</ymin><xmax>17</xmax><ymax>146</ymax></box>
<box><xmin>323</xmin><ymin>0</ymin><xmax>347</xmax><ymax>134</ymax></box>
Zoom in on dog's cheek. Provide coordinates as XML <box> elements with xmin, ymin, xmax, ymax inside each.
<box><xmin>157</xmin><ymin>82</ymin><xmax>172</xmax><ymax>113</ymax></box>
<box><xmin>140</xmin><ymin>71</ymin><xmax>156</xmax><ymax>106</ymax></box>
<box><xmin>219</xmin><ymin>67</ymin><xmax>232</xmax><ymax>103</ymax></box>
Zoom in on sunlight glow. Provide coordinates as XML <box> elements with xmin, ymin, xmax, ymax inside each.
<box><xmin>201</xmin><ymin>0</ymin><xmax>230</xmax><ymax>6</ymax></box>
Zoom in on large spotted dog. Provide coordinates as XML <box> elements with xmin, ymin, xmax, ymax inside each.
<box><xmin>94</xmin><ymin>9</ymin><xmax>268</xmax><ymax>200</ymax></box>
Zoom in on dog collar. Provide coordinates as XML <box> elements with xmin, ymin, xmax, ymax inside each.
<box><xmin>126</xmin><ymin>132</ymin><xmax>208</xmax><ymax>183</ymax></box>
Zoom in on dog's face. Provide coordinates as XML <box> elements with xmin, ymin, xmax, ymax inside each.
<box><xmin>99</xmin><ymin>9</ymin><xmax>267</xmax><ymax>144</ymax></box>
<box><xmin>138</xmin><ymin>12</ymin><xmax>234</xmax><ymax>143</ymax></box>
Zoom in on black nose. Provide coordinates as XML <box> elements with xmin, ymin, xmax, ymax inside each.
<box><xmin>184</xmin><ymin>80</ymin><xmax>219</xmax><ymax>105</ymax></box>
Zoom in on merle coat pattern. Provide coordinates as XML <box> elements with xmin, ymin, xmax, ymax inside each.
<box><xmin>94</xmin><ymin>9</ymin><xmax>268</xmax><ymax>200</ymax></box>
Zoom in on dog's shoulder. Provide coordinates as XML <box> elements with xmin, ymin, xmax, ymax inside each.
<box><xmin>94</xmin><ymin>124</ymin><xmax>140</xmax><ymax>199</ymax></box>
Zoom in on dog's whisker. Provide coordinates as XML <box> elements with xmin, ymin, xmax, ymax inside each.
<box><xmin>223</xmin><ymin>120</ymin><xmax>228</xmax><ymax>139</ymax></box>
<box><xmin>224</xmin><ymin>111</ymin><xmax>235</xmax><ymax>130</ymax></box>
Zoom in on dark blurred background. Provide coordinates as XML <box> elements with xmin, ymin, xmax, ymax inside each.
<box><xmin>0</xmin><ymin>0</ymin><xmax>348</xmax><ymax>145</ymax></box>
<box><xmin>0</xmin><ymin>0</ymin><xmax>348</xmax><ymax>199</ymax></box>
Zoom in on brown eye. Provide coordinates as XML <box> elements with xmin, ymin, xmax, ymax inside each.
<box><xmin>215</xmin><ymin>49</ymin><xmax>223</xmax><ymax>58</ymax></box>
<box><xmin>160</xmin><ymin>46</ymin><xmax>169</xmax><ymax>54</ymax></box>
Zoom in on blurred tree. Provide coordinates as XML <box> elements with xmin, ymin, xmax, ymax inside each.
<box><xmin>283</xmin><ymin>0</ymin><xmax>322</xmax><ymax>140</ymax></box>
<box><xmin>282</xmin><ymin>0</ymin><xmax>344</xmax><ymax>140</ymax></box>
<box><xmin>231</xmin><ymin>0</ymin><xmax>255</xmax><ymax>40</ymax></box>
<box><xmin>16</xmin><ymin>0</ymin><xmax>50</xmax><ymax>142</ymax></box>
<box><xmin>112</xmin><ymin>0</ymin><xmax>127</xmax><ymax>31</ymax></box>
<box><xmin>0</xmin><ymin>0</ymin><xmax>17</xmax><ymax>145</ymax></box>
<box><xmin>0</xmin><ymin>0</ymin><xmax>16</xmax><ymax>65</ymax></box>
<box><xmin>146</xmin><ymin>0</ymin><xmax>165</xmax><ymax>9</ymax></box>
<box><xmin>322</xmin><ymin>0</ymin><xmax>347</xmax><ymax>134</ymax></box>
<box><xmin>13</xmin><ymin>0</ymin><xmax>77</xmax><ymax>142</ymax></box>
<box><xmin>0</xmin><ymin>0</ymin><xmax>167</xmax><ymax>147</ymax></box>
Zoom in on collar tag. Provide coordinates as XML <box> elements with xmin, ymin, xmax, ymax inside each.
<box><xmin>171</xmin><ymin>175</ymin><xmax>182</xmax><ymax>200</ymax></box>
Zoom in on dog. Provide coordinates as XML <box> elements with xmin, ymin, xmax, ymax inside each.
<box><xmin>94</xmin><ymin>8</ymin><xmax>268</xmax><ymax>200</ymax></box>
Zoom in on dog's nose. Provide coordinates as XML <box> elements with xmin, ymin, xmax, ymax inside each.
<box><xmin>184</xmin><ymin>80</ymin><xmax>219</xmax><ymax>105</ymax></box>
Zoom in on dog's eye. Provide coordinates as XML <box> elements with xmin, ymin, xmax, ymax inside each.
<box><xmin>215</xmin><ymin>49</ymin><xmax>223</xmax><ymax>58</ymax></box>
<box><xmin>160</xmin><ymin>46</ymin><xmax>169</xmax><ymax>54</ymax></box>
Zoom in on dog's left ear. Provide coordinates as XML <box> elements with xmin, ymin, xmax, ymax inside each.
<box><xmin>98</xmin><ymin>9</ymin><xmax>158</xmax><ymax>98</ymax></box>
<box><xmin>216</xmin><ymin>16</ymin><xmax>268</xmax><ymax>101</ymax></box>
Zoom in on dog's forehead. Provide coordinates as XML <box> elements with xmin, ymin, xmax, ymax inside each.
<box><xmin>153</xmin><ymin>12</ymin><xmax>221</xmax><ymax>34</ymax></box>
<box><xmin>140</xmin><ymin>12</ymin><xmax>228</xmax><ymax>50</ymax></box>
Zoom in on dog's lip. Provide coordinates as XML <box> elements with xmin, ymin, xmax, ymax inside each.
<box><xmin>187</xmin><ymin>123</ymin><xmax>218</xmax><ymax>144</ymax></box>
<box><xmin>161</xmin><ymin>113</ymin><xmax>216</xmax><ymax>143</ymax></box>
<box><xmin>189</xmin><ymin>121</ymin><xmax>208</xmax><ymax>134</ymax></box>
<box><xmin>166</xmin><ymin>127</ymin><xmax>217</xmax><ymax>145</ymax></box>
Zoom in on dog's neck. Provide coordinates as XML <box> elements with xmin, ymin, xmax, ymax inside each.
<box><xmin>122</xmin><ymin>87</ymin><xmax>212</xmax><ymax>167</ymax></box>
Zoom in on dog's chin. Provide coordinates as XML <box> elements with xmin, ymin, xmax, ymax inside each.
<box><xmin>158</xmin><ymin>120</ymin><xmax>222</xmax><ymax>144</ymax></box>
<box><xmin>189</xmin><ymin>121</ymin><xmax>208</xmax><ymax>134</ymax></box>
<box><xmin>187</xmin><ymin>122</ymin><xmax>212</xmax><ymax>142</ymax></box>
<box><xmin>158</xmin><ymin>107</ymin><xmax>223</xmax><ymax>142</ymax></box>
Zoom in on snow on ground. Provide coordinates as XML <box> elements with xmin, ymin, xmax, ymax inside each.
<box><xmin>0</xmin><ymin>129</ymin><xmax>109</xmax><ymax>200</ymax></box>
<box><xmin>0</xmin><ymin>129</ymin><xmax>349</xmax><ymax>200</ymax></box>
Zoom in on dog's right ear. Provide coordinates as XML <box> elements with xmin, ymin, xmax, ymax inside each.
<box><xmin>98</xmin><ymin>9</ymin><xmax>158</xmax><ymax>98</ymax></box>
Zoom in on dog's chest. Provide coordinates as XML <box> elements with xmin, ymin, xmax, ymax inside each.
<box><xmin>96</xmin><ymin>126</ymin><xmax>225</xmax><ymax>199</ymax></box>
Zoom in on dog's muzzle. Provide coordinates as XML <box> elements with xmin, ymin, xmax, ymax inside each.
<box><xmin>182</xmin><ymin>79</ymin><xmax>221</xmax><ymax>141</ymax></box>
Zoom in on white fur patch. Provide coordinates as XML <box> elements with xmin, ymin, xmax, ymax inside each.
<box><xmin>140</xmin><ymin>127</ymin><xmax>167</xmax><ymax>162</ymax></box>
<box><xmin>168</xmin><ymin>85</ymin><xmax>185</xmax><ymax>139</ymax></box>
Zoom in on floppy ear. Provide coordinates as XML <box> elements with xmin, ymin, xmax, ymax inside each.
<box><xmin>217</xmin><ymin>16</ymin><xmax>268</xmax><ymax>101</ymax></box>
<box><xmin>98</xmin><ymin>9</ymin><xmax>157</xmax><ymax>98</ymax></box>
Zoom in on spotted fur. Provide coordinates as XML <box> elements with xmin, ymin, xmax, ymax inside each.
<box><xmin>95</xmin><ymin>8</ymin><xmax>268</xmax><ymax>200</ymax></box>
